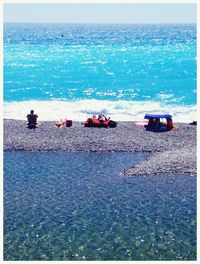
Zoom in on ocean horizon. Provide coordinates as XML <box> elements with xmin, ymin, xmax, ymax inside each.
<box><xmin>3</xmin><ymin>23</ymin><xmax>197</xmax><ymax>122</ymax></box>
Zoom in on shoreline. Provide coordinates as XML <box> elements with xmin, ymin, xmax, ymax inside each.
<box><xmin>4</xmin><ymin>119</ymin><xmax>197</xmax><ymax>176</ymax></box>
<box><xmin>4</xmin><ymin>100</ymin><xmax>197</xmax><ymax>124</ymax></box>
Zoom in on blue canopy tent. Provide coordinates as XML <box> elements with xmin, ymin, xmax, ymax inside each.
<box><xmin>144</xmin><ymin>114</ymin><xmax>172</xmax><ymax>119</ymax></box>
<box><xmin>144</xmin><ymin>113</ymin><xmax>173</xmax><ymax>132</ymax></box>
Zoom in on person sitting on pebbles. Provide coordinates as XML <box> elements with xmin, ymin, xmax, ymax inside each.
<box><xmin>55</xmin><ymin>119</ymin><xmax>66</xmax><ymax>128</ymax></box>
<box><xmin>26</xmin><ymin>110</ymin><xmax>38</xmax><ymax>129</ymax></box>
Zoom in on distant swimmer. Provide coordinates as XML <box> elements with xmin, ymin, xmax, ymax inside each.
<box><xmin>61</xmin><ymin>34</ymin><xmax>64</xmax><ymax>37</ymax></box>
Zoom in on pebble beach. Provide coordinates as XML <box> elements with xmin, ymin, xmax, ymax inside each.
<box><xmin>4</xmin><ymin>119</ymin><xmax>197</xmax><ymax>176</ymax></box>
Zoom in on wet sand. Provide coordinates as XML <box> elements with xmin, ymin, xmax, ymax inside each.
<box><xmin>4</xmin><ymin>119</ymin><xmax>196</xmax><ymax>176</ymax></box>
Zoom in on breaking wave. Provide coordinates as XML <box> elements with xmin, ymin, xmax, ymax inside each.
<box><xmin>4</xmin><ymin>99</ymin><xmax>196</xmax><ymax>122</ymax></box>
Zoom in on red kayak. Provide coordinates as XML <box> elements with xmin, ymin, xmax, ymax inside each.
<box><xmin>83</xmin><ymin>118</ymin><xmax>110</xmax><ymax>128</ymax></box>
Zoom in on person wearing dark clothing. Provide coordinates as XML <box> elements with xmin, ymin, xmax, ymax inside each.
<box><xmin>26</xmin><ymin>110</ymin><xmax>38</xmax><ymax>129</ymax></box>
<box><xmin>98</xmin><ymin>114</ymin><xmax>107</xmax><ymax>122</ymax></box>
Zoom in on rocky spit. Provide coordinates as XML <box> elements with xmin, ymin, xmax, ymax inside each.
<box><xmin>4</xmin><ymin>119</ymin><xmax>197</xmax><ymax>176</ymax></box>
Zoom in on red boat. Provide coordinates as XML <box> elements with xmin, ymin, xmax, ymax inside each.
<box><xmin>83</xmin><ymin>118</ymin><xmax>110</xmax><ymax>128</ymax></box>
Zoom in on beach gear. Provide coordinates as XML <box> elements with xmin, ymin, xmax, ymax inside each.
<box><xmin>133</xmin><ymin>121</ymin><xmax>148</xmax><ymax>127</ymax></box>
<box><xmin>144</xmin><ymin>114</ymin><xmax>172</xmax><ymax>119</ymax></box>
<box><xmin>108</xmin><ymin>120</ymin><xmax>118</xmax><ymax>128</ymax></box>
<box><xmin>189</xmin><ymin>121</ymin><xmax>197</xmax><ymax>126</ymax></box>
<box><xmin>66</xmin><ymin>120</ymin><xmax>72</xmax><ymax>127</ymax></box>
<box><xmin>83</xmin><ymin>118</ymin><xmax>110</xmax><ymax>128</ymax></box>
<box><xmin>144</xmin><ymin>113</ymin><xmax>173</xmax><ymax>132</ymax></box>
<box><xmin>83</xmin><ymin>118</ymin><xmax>117</xmax><ymax>128</ymax></box>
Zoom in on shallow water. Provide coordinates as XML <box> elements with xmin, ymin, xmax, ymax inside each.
<box><xmin>4</xmin><ymin>152</ymin><xmax>196</xmax><ymax>260</ymax></box>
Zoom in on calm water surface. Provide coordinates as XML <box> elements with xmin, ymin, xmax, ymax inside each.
<box><xmin>4</xmin><ymin>152</ymin><xmax>196</xmax><ymax>260</ymax></box>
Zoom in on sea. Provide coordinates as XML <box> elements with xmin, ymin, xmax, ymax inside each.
<box><xmin>4</xmin><ymin>152</ymin><xmax>196</xmax><ymax>260</ymax></box>
<box><xmin>3</xmin><ymin>23</ymin><xmax>196</xmax><ymax>122</ymax></box>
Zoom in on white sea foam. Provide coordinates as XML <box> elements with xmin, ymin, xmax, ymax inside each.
<box><xmin>3</xmin><ymin>100</ymin><xmax>196</xmax><ymax>123</ymax></box>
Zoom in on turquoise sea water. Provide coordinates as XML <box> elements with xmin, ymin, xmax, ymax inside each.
<box><xmin>4</xmin><ymin>152</ymin><xmax>196</xmax><ymax>261</ymax></box>
<box><xmin>3</xmin><ymin>23</ymin><xmax>196</xmax><ymax>121</ymax></box>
